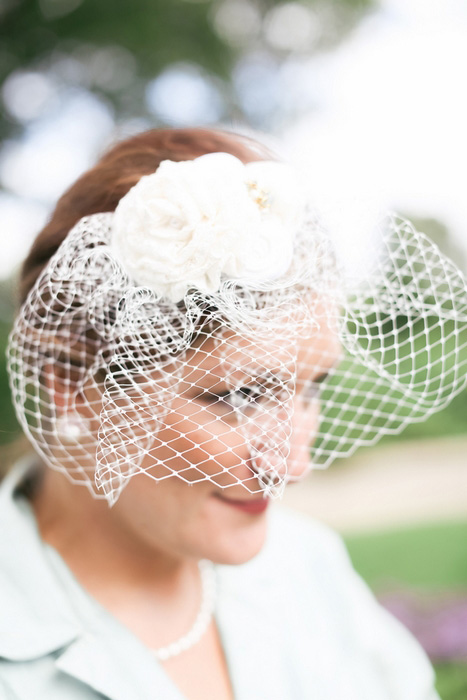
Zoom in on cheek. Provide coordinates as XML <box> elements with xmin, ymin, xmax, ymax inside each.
<box><xmin>114</xmin><ymin>475</ymin><xmax>269</xmax><ymax>565</ymax></box>
<box><xmin>143</xmin><ymin>405</ymin><xmax>253</xmax><ymax>485</ymax></box>
<box><xmin>143</xmin><ymin>393</ymin><xmax>318</xmax><ymax>487</ymax></box>
<box><xmin>113</xmin><ymin>476</ymin><xmax>207</xmax><ymax>550</ymax></box>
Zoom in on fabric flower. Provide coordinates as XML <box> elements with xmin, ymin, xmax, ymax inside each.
<box><xmin>111</xmin><ymin>152</ymin><xmax>306</xmax><ymax>302</ymax></box>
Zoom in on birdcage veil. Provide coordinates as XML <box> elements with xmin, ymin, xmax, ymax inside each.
<box><xmin>7</xmin><ymin>153</ymin><xmax>467</xmax><ymax>505</ymax></box>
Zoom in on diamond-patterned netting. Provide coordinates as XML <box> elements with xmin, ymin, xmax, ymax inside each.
<box><xmin>7</xmin><ymin>212</ymin><xmax>467</xmax><ymax>505</ymax></box>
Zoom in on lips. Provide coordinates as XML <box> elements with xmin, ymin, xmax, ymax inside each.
<box><xmin>213</xmin><ymin>493</ymin><xmax>269</xmax><ymax>515</ymax></box>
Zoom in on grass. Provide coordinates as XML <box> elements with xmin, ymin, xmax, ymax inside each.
<box><xmin>345</xmin><ymin>520</ymin><xmax>467</xmax><ymax>590</ymax></box>
<box><xmin>345</xmin><ymin>521</ymin><xmax>467</xmax><ymax>699</ymax></box>
<box><xmin>435</xmin><ymin>665</ymin><xmax>467</xmax><ymax>700</ymax></box>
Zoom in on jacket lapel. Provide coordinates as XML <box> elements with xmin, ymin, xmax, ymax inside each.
<box><xmin>0</xmin><ymin>465</ymin><xmax>81</xmax><ymax>662</ymax></box>
<box><xmin>55</xmin><ymin>624</ymin><xmax>186</xmax><ymax>700</ymax></box>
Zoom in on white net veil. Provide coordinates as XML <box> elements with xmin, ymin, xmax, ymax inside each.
<box><xmin>7</xmin><ymin>154</ymin><xmax>467</xmax><ymax>505</ymax></box>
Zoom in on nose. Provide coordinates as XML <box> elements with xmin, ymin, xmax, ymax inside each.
<box><xmin>247</xmin><ymin>436</ymin><xmax>290</xmax><ymax>498</ymax></box>
<box><xmin>243</xmin><ymin>393</ymin><xmax>318</xmax><ymax>497</ymax></box>
<box><xmin>288</xmin><ymin>392</ymin><xmax>320</xmax><ymax>480</ymax></box>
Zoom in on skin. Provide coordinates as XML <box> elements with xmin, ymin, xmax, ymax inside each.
<box><xmin>32</xmin><ymin>320</ymin><xmax>340</xmax><ymax>700</ymax></box>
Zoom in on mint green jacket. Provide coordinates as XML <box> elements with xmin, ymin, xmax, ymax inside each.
<box><xmin>0</xmin><ymin>461</ymin><xmax>440</xmax><ymax>700</ymax></box>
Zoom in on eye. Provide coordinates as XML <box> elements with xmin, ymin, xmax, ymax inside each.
<box><xmin>196</xmin><ymin>374</ymin><xmax>293</xmax><ymax>415</ymax></box>
<box><xmin>217</xmin><ymin>385</ymin><xmax>265</xmax><ymax>411</ymax></box>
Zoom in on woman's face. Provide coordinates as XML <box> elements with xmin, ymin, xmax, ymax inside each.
<box><xmin>105</xmin><ymin>322</ymin><xmax>341</xmax><ymax>566</ymax></box>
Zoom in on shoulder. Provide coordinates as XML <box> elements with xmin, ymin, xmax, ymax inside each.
<box><xmin>0</xmin><ymin>676</ymin><xmax>18</xmax><ymax>700</ymax></box>
<box><xmin>218</xmin><ymin>504</ymin><xmax>348</xmax><ymax>600</ymax></box>
<box><xmin>229</xmin><ymin>506</ymin><xmax>440</xmax><ymax>700</ymax></box>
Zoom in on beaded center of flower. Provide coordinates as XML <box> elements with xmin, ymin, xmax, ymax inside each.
<box><xmin>246</xmin><ymin>180</ymin><xmax>271</xmax><ymax>210</ymax></box>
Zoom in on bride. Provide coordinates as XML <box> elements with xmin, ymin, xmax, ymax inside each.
<box><xmin>1</xmin><ymin>126</ymin><xmax>461</xmax><ymax>699</ymax></box>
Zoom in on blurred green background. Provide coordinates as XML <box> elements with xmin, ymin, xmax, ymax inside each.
<box><xmin>346</xmin><ymin>522</ymin><xmax>467</xmax><ymax>699</ymax></box>
<box><xmin>1</xmin><ymin>1</ymin><xmax>467</xmax><ymax>697</ymax></box>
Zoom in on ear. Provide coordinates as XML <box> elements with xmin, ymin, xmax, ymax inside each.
<box><xmin>42</xmin><ymin>361</ymin><xmax>87</xmax><ymax>414</ymax></box>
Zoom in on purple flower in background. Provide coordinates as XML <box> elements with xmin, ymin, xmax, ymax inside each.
<box><xmin>380</xmin><ymin>590</ymin><xmax>467</xmax><ymax>662</ymax></box>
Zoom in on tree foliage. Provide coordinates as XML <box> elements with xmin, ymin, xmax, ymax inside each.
<box><xmin>0</xmin><ymin>0</ymin><xmax>375</xmax><ymax>139</ymax></box>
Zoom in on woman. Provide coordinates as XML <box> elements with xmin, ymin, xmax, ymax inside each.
<box><xmin>1</xmin><ymin>127</ymin><xmax>464</xmax><ymax>699</ymax></box>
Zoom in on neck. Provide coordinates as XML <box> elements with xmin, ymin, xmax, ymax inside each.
<box><xmin>31</xmin><ymin>467</ymin><xmax>193</xmax><ymax>592</ymax></box>
<box><xmin>30</xmin><ymin>467</ymin><xmax>208</xmax><ymax>652</ymax></box>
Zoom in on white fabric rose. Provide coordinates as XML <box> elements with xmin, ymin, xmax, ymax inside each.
<box><xmin>111</xmin><ymin>152</ymin><xmax>306</xmax><ymax>303</ymax></box>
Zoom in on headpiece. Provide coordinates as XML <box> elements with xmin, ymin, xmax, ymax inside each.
<box><xmin>7</xmin><ymin>153</ymin><xmax>467</xmax><ymax>504</ymax></box>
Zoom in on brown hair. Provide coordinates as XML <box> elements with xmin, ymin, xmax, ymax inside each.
<box><xmin>19</xmin><ymin>127</ymin><xmax>274</xmax><ymax>305</ymax></box>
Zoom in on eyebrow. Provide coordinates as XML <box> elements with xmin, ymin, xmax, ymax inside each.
<box><xmin>296</xmin><ymin>358</ymin><xmax>341</xmax><ymax>387</ymax></box>
<box><xmin>185</xmin><ymin>357</ymin><xmax>340</xmax><ymax>395</ymax></box>
<box><xmin>186</xmin><ymin>368</ymin><xmax>291</xmax><ymax>397</ymax></box>
<box><xmin>194</xmin><ymin>368</ymin><xmax>335</xmax><ymax>397</ymax></box>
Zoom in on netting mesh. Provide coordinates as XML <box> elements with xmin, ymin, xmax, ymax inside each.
<box><xmin>7</xmin><ymin>207</ymin><xmax>467</xmax><ymax>505</ymax></box>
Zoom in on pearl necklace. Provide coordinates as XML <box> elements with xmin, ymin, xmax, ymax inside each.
<box><xmin>153</xmin><ymin>559</ymin><xmax>217</xmax><ymax>662</ymax></box>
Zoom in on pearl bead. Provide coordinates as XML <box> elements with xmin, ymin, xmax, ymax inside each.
<box><xmin>153</xmin><ymin>559</ymin><xmax>216</xmax><ymax>662</ymax></box>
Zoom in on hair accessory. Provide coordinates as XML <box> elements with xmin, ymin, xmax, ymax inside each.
<box><xmin>7</xmin><ymin>153</ymin><xmax>467</xmax><ymax>505</ymax></box>
<box><xmin>111</xmin><ymin>153</ymin><xmax>306</xmax><ymax>303</ymax></box>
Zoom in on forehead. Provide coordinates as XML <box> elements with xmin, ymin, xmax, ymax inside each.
<box><xmin>181</xmin><ymin>322</ymin><xmax>341</xmax><ymax>387</ymax></box>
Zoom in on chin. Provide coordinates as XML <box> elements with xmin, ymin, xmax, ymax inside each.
<box><xmin>201</xmin><ymin>512</ymin><xmax>269</xmax><ymax>567</ymax></box>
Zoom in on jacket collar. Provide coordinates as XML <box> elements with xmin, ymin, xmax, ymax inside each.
<box><xmin>0</xmin><ymin>460</ymin><xmax>81</xmax><ymax>661</ymax></box>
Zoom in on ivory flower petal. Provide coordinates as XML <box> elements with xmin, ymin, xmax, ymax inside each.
<box><xmin>111</xmin><ymin>152</ymin><xmax>306</xmax><ymax>302</ymax></box>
